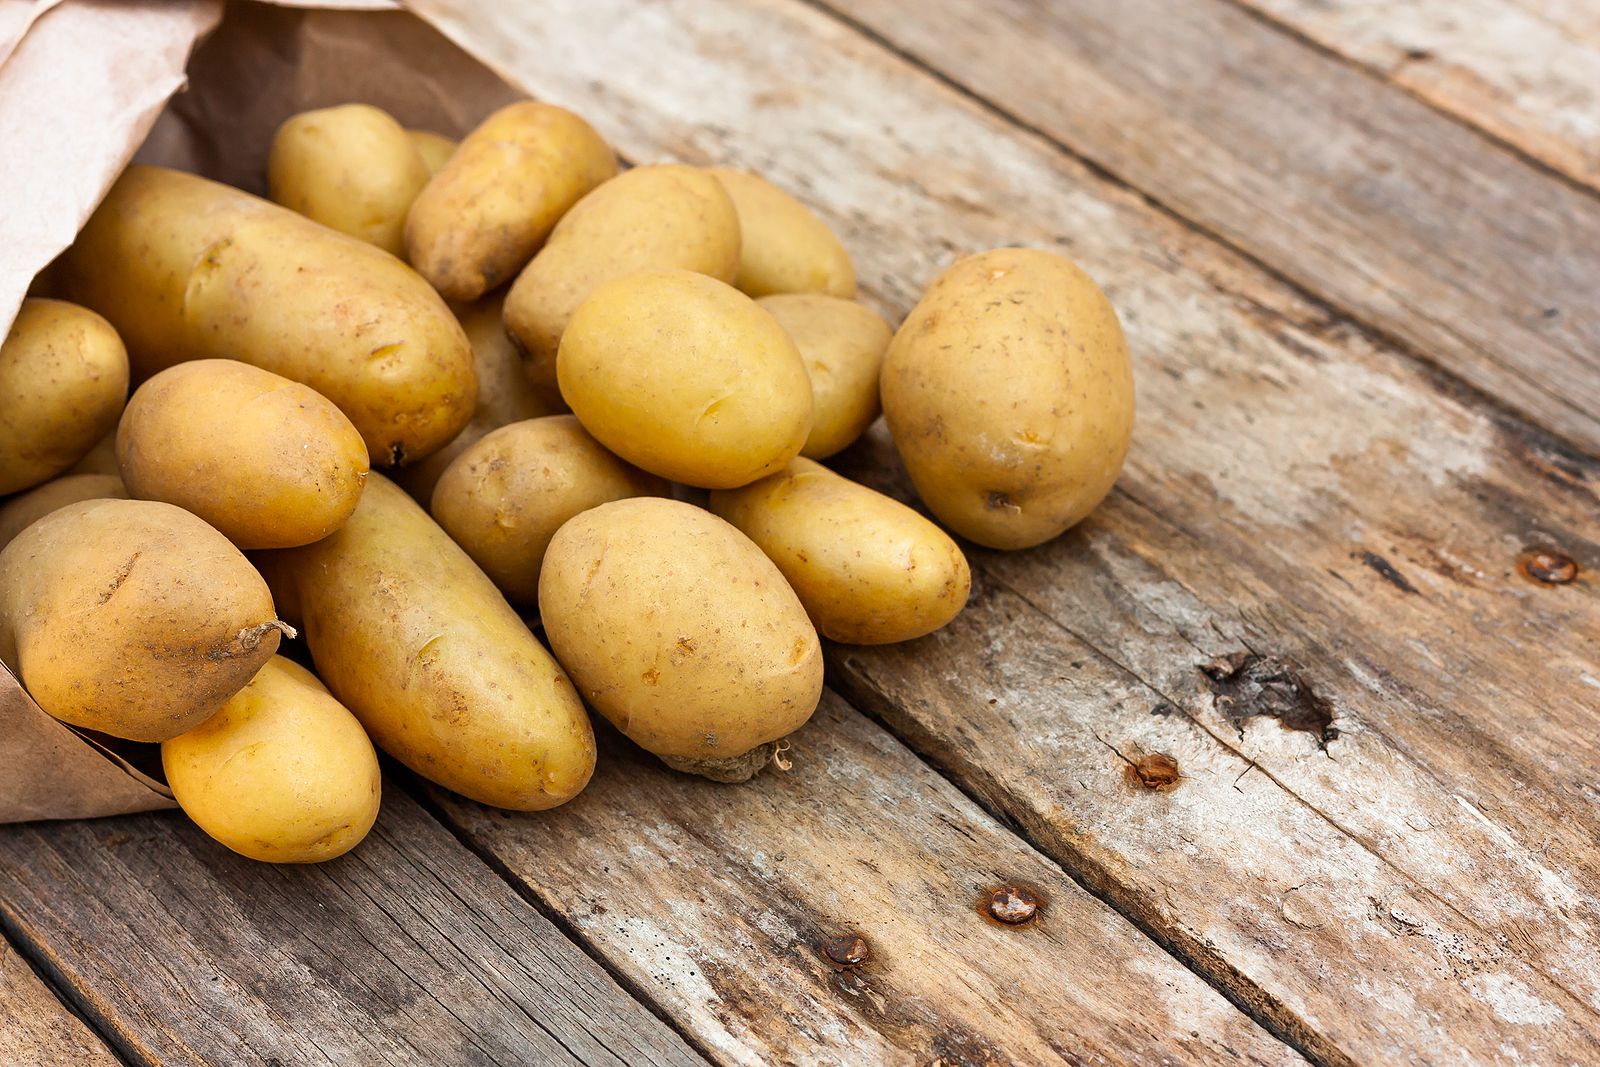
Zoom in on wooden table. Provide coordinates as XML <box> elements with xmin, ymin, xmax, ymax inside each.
<box><xmin>5</xmin><ymin>1</ymin><xmax>1598</xmax><ymax>1063</ymax></box>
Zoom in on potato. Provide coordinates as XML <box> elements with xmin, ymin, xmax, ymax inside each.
<box><xmin>0</xmin><ymin>499</ymin><xmax>286</xmax><ymax>741</ymax></box>
<box><xmin>757</xmin><ymin>294</ymin><xmax>890</xmax><ymax>459</ymax></box>
<box><xmin>116</xmin><ymin>360</ymin><xmax>368</xmax><ymax>549</ymax></box>
<box><xmin>162</xmin><ymin>657</ymin><xmax>380</xmax><ymax>864</ymax></box>
<box><xmin>505</xmin><ymin>164</ymin><xmax>741</xmax><ymax>391</ymax></box>
<box><xmin>881</xmin><ymin>248</ymin><xmax>1134</xmax><ymax>549</ymax></box>
<box><xmin>406</xmin><ymin>101</ymin><xmax>617</xmax><ymax>302</ymax></box>
<box><xmin>540</xmin><ymin>498</ymin><xmax>823</xmax><ymax>781</ymax></box>
<box><xmin>268</xmin><ymin>104</ymin><xmax>431</xmax><ymax>257</ymax></box>
<box><xmin>431</xmin><ymin>415</ymin><xmax>666</xmax><ymax>605</ymax></box>
<box><xmin>708</xmin><ymin>168</ymin><xmax>854</xmax><ymax>298</ymax></box>
<box><xmin>67</xmin><ymin>432</ymin><xmax>120</xmax><ymax>476</ymax></box>
<box><xmin>711</xmin><ymin>458</ymin><xmax>970</xmax><ymax>644</ymax></box>
<box><xmin>0</xmin><ymin>473</ymin><xmax>126</xmax><ymax>550</ymax></box>
<box><xmin>558</xmin><ymin>270</ymin><xmax>811</xmax><ymax>488</ymax></box>
<box><xmin>0</xmin><ymin>299</ymin><xmax>128</xmax><ymax>495</ymax></box>
<box><xmin>261</xmin><ymin>475</ymin><xmax>594</xmax><ymax>810</ymax></box>
<box><xmin>58</xmin><ymin>165</ymin><xmax>474</xmax><ymax>466</ymax></box>
<box><xmin>407</xmin><ymin>129</ymin><xmax>456</xmax><ymax>175</ymax></box>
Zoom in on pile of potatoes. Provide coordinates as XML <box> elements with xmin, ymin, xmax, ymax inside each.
<box><xmin>0</xmin><ymin>100</ymin><xmax>1133</xmax><ymax>862</ymax></box>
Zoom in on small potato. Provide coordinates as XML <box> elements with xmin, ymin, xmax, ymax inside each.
<box><xmin>757</xmin><ymin>294</ymin><xmax>890</xmax><ymax>459</ymax></box>
<box><xmin>67</xmin><ymin>432</ymin><xmax>120</xmax><ymax>476</ymax></box>
<box><xmin>431</xmin><ymin>415</ymin><xmax>666</xmax><ymax>605</ymax></box>
<box><xmin>407</xmin><ymin>129</ymin><xmax>456</xmax><ymax>175</ymax></box>
<box><xmin>0</xmin><ymin>473</ymin><xmax>126</xmax><ymax>550</ymax></box>
<box><xmin>708</xmin><ymin>168</ymin><xmax>854</xmax><ymax>298</ymax></box>
<box><xmin>711</xmin><ymin>458</ymin><xmax>970</xmax><ymax>644</ymax></box>
<box><xmin>163</xmin><ymin>657</ymin><xmax>380</xmax><ymax>864</ymax></box>
<box><xmin>0</xmin><ymin>499</ymin><xmax>286</xmax><ymax>741</ymax></box>
<box><xmin>117</xmin><ymin>360</ymin><xmax>369</xmax><ymax>549</ymax></box>
<box><xmin>540</xmin><ymin>498</ymin><xmax>823</xmax><ymax>781</ymax></box>
<box><xmin>881</xmin><ymin>248</ymin><xmax>1134</xmax><ymax>549</ymax></box>
<box><xmin>558</xmin><ymin>270</ymin><xmax>811</xmax><ymax>488</ymax></box>
<box><xmin>505</xmin><ymin>164</ymin><xmax>741</xmax><ymax>391</ymax></box>
<box><xmin>268</xmin><ymin>104</ymin><xmax>431</xmax><ymax>257</ymax></box>
<box><xmin>406</xmin><ymin>101</ymin><xmax>617</xmax><ymax>302</ymax></box>
<box><xmin>0</xmin><ymin>299</ymin><xmax>128</xmax><ymax>495</ymax></box>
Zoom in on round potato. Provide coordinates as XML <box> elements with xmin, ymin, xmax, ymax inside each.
<box><xmin>757</xmin><ymin>294</ymin><xmax>890</xmax><ymax>459</ymax></box>
<box><xmin>163</xmin><ymin>657</ymin><xmax>380</xmax><ymax>864</ymax></box>
<box><xmin>881</xmin><ymin>248</ymin><xmax>1134</xmax><ymax>549</ymax></box>
<box><xmin>0</xmin><ymin>299</ymin><xmax>128</xmax><ymax>495</ymax></box>
<box><xmin>406</xmin><ymin>101</ymin><xmax>617</xmax><ymax>302</ymax></box>
<box><xmin>0</xmin><ymin>473</ymin><xmax>126</xmax><ymax>550</ymax></box>
<box><xmin>707</xmin><ymin>168</ymin><xmax>854</xmax><ymax>298</ymax></box>
<box><xmin>58</xmin><ymin>165</ymin><xmax>475</xmax><ymax>466</ymax></box>
<box><xmin>711</xmin><ymin>458</ymin><xmax>970</xmax><ymax>644</ymax></box>
<box><xmin>268</xmin><ymin>103</ymin><xmax>431</xmax><ymax>257</ymax></box>
<box><xmin>262</xmin><ymin>475</ymin><xmax>595</xmax><ymax>811</ymax></box>
<box><xmin>504</xmin><ymin>164</ymin><xmax>741</xmax><ymax>391</ymax></box>
<box><xmin>432</xmin><ymin>415</ymin><xmax>666</xmax><ymax>605</ymax></box>
<box><xmin>558</xmin><ymin>270</ymin><xmax>811</xmax><ymax>488</ymax></box>
<box><xmin>540</xmin><ymin>498</ymin><xmax>823</xmax><ymax>781</ymax></box>
<box><xmin>117</xmin><ymin>360</ymin><xmax>369</xmax><ymax>549</ymax></box>
<box><xmin>0</xmin><ymin>499</ymin><xmax>286</xmax><ymax>741</ymax></box>
<box><xmin>407</xmin><ymin>129</ymin><xmax>456</xmax><ymax>175</ymax></box>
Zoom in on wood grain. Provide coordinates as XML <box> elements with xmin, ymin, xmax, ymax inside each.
<box><xmin>0</xmin><ymin>790</ymin><xmax>705</xmax><ymax>1067</ymax></box>
<box><xmin>0</xmin><ymin>933</ymin><xmax>119</xmax><ymax>1067</ymax></box>
<box><xmin>435</xmin><ymin>694</ymin><xmax>1304</xmax><ymax>1067</ymax></box>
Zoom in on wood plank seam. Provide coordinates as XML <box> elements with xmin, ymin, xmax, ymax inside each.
<box><xmin>0</xmin><ymin>917</ymin><xmax>131</xmax><ymax>1067</ymax></box>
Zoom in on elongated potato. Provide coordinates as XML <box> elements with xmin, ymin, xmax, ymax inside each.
<box><xmin>406</xmin><ymin>102</ymin><xmax>617</xmax><ymax>302</ymax></box>
<box><xmin>163</xmin><ymin>657</ymin><xmax>380</xmax><ymax>863</ymax></box>
<box><xmin>0</xmin><ymin>499</ymin><xmax>286</xmax><ymax>741</ymax></box>
<box><xmin>757</xmin><ymin>294</ymin><xmax>890</xmax><ymax>459</ymax></box>
<box><xmin>58</xmin><ymin>165</ymin><xmax>475</xmax><ymax>466</ymax></box>
<box><xmin>407</xmin><ymin>129</ymin><xmax>456</xmax><ymax>175</ymax></box>
<box><xmin>261</xmin><ymin>475</ymin><xmax>595</xmax><ymax>810</ymax></box>
<box><xmin>0</xmin><ymin>473</ymin><xmax>126</xmax><ymax>550</ymax></box>
<box><xmin>505</xmin><ymin>165</ymin><xmax>741</xmax><ymax>391</ymax></box>
<box><xmin>0</xmin><ymin>299</ymin><xmax>128</xmax><ymax>495</ymax></box>
<box><xmin>881</xmin><ymin>248</ymin><xmax>1135</xmax><ymax>549</ymax></box>
<box><xmin>708</xmin><ymin>169</ymin><xmax>854</xmax><ymax>298</ymax></box>
<box><xmin>540</xmin><ymin>498</ymin><xmax>823</xmax><ymax>781</ymax></box>
<box><xmin>711</xmin><ymin>458</ymin><xmax>970</xmax><ymax>644</ymax></box>
<box><xmin>558</xmin><ymin>270</ymin><xmax>811</xmax><ymax>488</ymax></box>
<box><xmin>117</xmin><ymin>360</ymin><xmax>369</xmax><ymax>549</ymax></box>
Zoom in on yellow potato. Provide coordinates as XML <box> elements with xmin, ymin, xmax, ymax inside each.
<box><xmin>268</xmin><ymin>103</ymin><xmax>431</xmax><ymax>257</ymax></box>
<box><xmin>162</xmin><ymin>657</ymin><xmax>380</xmax><ymax>864</ymax></box>
<box><xmin>67</xmin><ymin>432</ymin><xmax>120</xmax><ymax>476</ymax></box>
<box><xmin>0</xmin><ymin>473</ymin><xmax>126</xmax><ymax>550</ymax></box>
<box><xmin>0</xmin><ymin>499</ymin><xmax>286</xmax><ymax>741</ymax></box>
<box><xmin>0</xmin><ymin>299</ymin><xmax>128</xmax><ymax>495</ymax></box>
<box><xmin>406</xmin><ymin>101</ymin><xmax>617</xmax><ymax>302</ymax></box>
<box><xmin>407</xmin><ymin>129</ymin><xmax>456</xmax><ymax>175</ymax></box>
<box><xmin>557</xmin><ymin>270</ymin><xmax>811</xmax><ymax>488</ymax></box>
<box><xmin>117</xmin><ymin>360</ymin><xmax>369</xmax><ymax>549</ymax></box>
<box><xmin>708</xmin><ymin>168</ymin><xmax>855</xmax><ymax>298</ymax></box>
<box><xmin>504</xmin><ymin>164</ymin><xmax>741</xmax><ymax>391</ymax></box>
<box><xmin>540</xmin><ymin>498</ymin><xmax>823</xmax><ymax>781</ymax></box>
<box><xmin>58</xmin><ymin>165</ymin><xmax>474</xmax><ymax>466</ymax></box>
<box><xmin>261</xmin><ymin>474</ymin><xmax>595</xmax><ymax>810</ymax></box>
<box><xmin>431</xmin><ymin>415</ymin><xmax>666</xmax><ymax>605</ymax></box>
<box><xmin>757</xmin><ymin>294</ymin><xmax>890</xmax><ymax>459</ymax></box>
<box><xmin>881</xmin><ymin>248</ymin><xmax>1134</xmax><ymax>549</ymax></box>
<box><xmin>711</xmin><ymin>458</ymin><xmax>970</xmax><ymax>644</ymax></box>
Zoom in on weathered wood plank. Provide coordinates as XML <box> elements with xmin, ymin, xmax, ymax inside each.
<box><xmin>0</xmin><ymin>791</ymin><xmax>705</xmax><ymax>1067</ymax></box>
<box><xmin>0</xmin><ymin>932</ymin><xmax>119</xmax><ymax>1067</ymax></box>
<box><xmin>436</xmin><ymin>694</ymin><xmax>1305</xmax><ymax>1067</ymax></box>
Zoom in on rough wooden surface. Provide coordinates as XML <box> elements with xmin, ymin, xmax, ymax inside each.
<box><xmin>0</xmin><ymin>934</ymin><xmax>119</xmax><ymax>1067</ymax></box>
<box><xmin>435</xmin><ymin>694</ymin><xmax>1304</xmax><ymax>1067</ymax></box>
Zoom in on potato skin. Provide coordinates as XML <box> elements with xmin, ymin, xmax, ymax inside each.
<box><xmin>406</xmin><ymin>102</ymin><xmax>617</xmax><ymax>302</ymax></box>
<box><xmin>708</xmin><ymin>169</ymin><xmax>855</xmax><ymax>299</ymax></box>
<box><xmin>539</xmin><ymin>498</ymin><xmax>823</xmax><ymax>763</ymax></box>
<box><xmin>505</xmin><ymin>165</ymin><xmax>741</xmax><ymax>391</ymax></box>
<box><xmin>0</xmin><ymin>299</ymin><xmax>128</xmax><ymax>495</ymax></box>
<box><xmin>58</xmin><ymin>165</ymin><xmax>475</xmax><ymax>466</ymax></box>
<box><xmin>0</xmin><ymin>473</ymin><xmax>126</xmax><ymax>550</ymax></box>
<box><xmin>162</xmin><ymin>657</ymin><xmax>380</xmax><ymax>864</ymax></box>
<box><xmin>268</xmin><ymin>104</ymin><xmax>431</xmax><ymax>257</ymax></box>
<box><xmin>0</xmin><ymin>499</ymin><xmax>284</xmax><ymax>741</ymax></box>
<box><xmin>757</xmin><ymin>294</ymin><xmax>889</xmax><ymax>459</ymax></box>
<box><xmin>407</xmin><ymin>129</ymin><xmax>456</xmax><ymax>175</ymax></box>
<box><xmin>881</xmin><ymin>248</ymin><xmax>1134</xmax><ymax>549</ymax></box>
<box><xmin>117</xmin><ymin>360</ymin><xmax>369</xmax><ymax>549</ymax></box>
<box><xmin>558</xmin><ymin>270</ymin><xmax>812</xmax><ymax>489</ymax></box>
<box><xmin>262</xmin><ymin>474</ymin><xmax>595</xmax><ymax>811</ymax></box>
<box><xmin>431</xmin><ymin>415</ymin><xmax>666</xmax><ymax>605</ymax></box>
